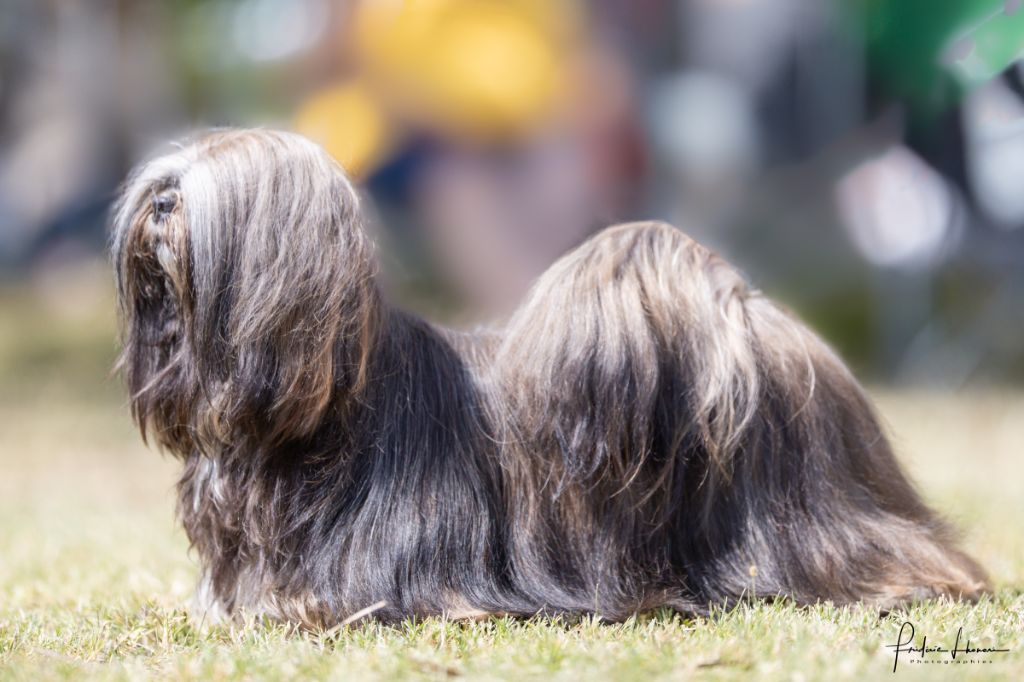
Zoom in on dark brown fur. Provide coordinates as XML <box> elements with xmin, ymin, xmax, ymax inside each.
<box><xmin>111</xmin><ymin>129</ymin><xmax>988</xmax><ymax>626</ymax></box>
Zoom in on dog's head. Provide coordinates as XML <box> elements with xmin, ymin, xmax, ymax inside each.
<box><xmin>112</xmin><ymin>129</ymin><xmax>377</xmax><ymax>455</ymax></box>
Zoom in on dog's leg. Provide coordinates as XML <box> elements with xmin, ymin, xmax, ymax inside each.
<box><xmin>190</xmin><ymin>571</ymin><xmax>230</xmax><ymax>627</ymax></box>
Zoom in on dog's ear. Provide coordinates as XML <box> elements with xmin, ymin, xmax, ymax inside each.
<box><xmin>176</xmin><ymin>132</ymin><xmax>379</xmax><ymax>448</ymax></box>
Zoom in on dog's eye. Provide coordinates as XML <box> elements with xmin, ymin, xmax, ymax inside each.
<box><xmin>152</xmin><ymin>192</ymin><xmax>178</xmax><ymax>221</ymax></box>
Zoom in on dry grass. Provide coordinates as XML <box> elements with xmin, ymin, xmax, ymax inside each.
<box><xmin>1</xmin><ymin>273</ymin><xmax>1021</xmax><ymax>680</ymax></box>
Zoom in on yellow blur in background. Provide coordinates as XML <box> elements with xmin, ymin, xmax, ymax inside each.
<box><xmin>295</xmin><ymin>0</ymin><xmax>580</xmax><ymax>176</ymax></box>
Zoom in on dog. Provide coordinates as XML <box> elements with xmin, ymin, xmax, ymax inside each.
<box><xmin>111</xmin><ymin>129</ymin><xmax>988</xmax><ymax>627</ymax></box>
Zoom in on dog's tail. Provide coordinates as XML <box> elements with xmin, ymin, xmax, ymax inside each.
<box><xmin>496</xmin><ymin>221</ymin><xmax>988</xmax><ymax>614</ymax></box>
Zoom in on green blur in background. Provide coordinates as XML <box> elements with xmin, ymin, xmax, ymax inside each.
<box><xmin>859</xmin><ymin>0</ymin><xmax>1024</xmax><ymax>115</ymax></box>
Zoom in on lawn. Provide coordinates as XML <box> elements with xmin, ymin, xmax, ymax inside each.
<box><xmin>1</xmin><ymin>273</ymin><xmax>1022</xmax><ymax>680</ymax></box>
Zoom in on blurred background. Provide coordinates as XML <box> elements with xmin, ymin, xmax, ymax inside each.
<box><xmin>2</xmin><ymin>0</ymin><xmax>1024</xmax><ymax>399</ymax></box>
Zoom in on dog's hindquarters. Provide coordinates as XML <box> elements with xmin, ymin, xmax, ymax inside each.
<box><xmin>496</xmin><ymin>221</ymin><xmax>987</xmax><ymax>614</ymax></box>
<box><xmin>720</xmin><ymin>297</ymin><xmax>989</xmax><ymax>608</ymax></box>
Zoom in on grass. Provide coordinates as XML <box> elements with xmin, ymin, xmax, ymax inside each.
<box><xmin>1</xmin><ymin>271</ymin><xmax>1022</xmax><ymax>680</ymax></box>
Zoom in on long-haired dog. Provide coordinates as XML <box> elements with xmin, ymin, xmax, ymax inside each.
<box><xmin>111</xmin><ymin>129</ymin><xmax>987</xmax><ymax>626</ymax></box>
